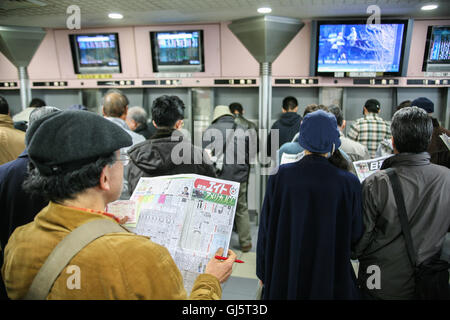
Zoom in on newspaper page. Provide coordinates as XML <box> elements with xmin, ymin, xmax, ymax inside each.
<box><xmin>440</xmin><ymin>133</ymin><xmax>450</xmax><ymax>151</ymax></box>
<box><xmin>129</xmin><ymin>174</ymin><xmax>240</xmax><ymax>293</ymax></box>
<box><xmin>352</xmin><ymin>155</ymin><xmax>393</xmax><ymax>182</ymax></box>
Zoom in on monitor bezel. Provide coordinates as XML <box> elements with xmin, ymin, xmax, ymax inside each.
<box><xmin>313</xmin><ymin>19</ymin><xmax>409</xmax><ymax>77</ymax></box>
<box><xmin>422</xmin><ymin>25</ymin><xmax>450</xmax><ymax>72</ymax></box>
<box><xmin>150</xmin><ymin>30</ymin><xmax>205</xmax><ymax>73</ymax></box>
<box><xmin>69</xmin><ymin>32</ymin><xmax>123</xmax><ymax>74</ymax></box>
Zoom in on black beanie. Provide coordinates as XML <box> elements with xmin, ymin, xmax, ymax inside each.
<box><xmin>26</xmin><ymin>110</ymin><xmax>132</xmax><ymax>175</ymax></box>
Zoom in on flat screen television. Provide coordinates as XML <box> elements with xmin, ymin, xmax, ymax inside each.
<box><xmin>69</xmin><ymin>33</ymin><xmax>122</xmax><ymax>74</ymax></box>
<box><xmin>422</xmin><ymin>25</ymin><xmax>450</xmax><ymax>72</ymax></box>
<box><xmin>150</xmin><ymin>30</ymin><xmax>204</xmax><ymax>73</ymax></box>
<box><xmin>314</xmin><ymin>20</ymin><xmax>408</xmax><ymax>76</ymax></box>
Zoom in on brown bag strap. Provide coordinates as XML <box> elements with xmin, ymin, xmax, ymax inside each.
<box><xmin>24</xmin><ymin>219</ymin><xmax>127</xmax><ymax>300</ymax></box>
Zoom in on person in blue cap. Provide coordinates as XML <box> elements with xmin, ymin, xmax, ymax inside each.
<box><xmin>256</xmin><ymin>109</ymin><xmax>363</xmax><ymax>300</ymax></box>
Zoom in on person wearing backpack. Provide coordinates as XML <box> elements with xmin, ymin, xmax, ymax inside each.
<box><xmin>352</xmin><ymin>106</ymin><xmax>450</xmax><ymax>300</ymax></box>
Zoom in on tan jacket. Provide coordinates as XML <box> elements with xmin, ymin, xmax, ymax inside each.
<box><xmin>2</xmin><ymin>202</ymin><xmax>221</xmax><ymax>300</ymax></box>
<box><xmin>0</xmin><ymin>114</ymin><xmax>25</xmax><ymax>165</ymax></box>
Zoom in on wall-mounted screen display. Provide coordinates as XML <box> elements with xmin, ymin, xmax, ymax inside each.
<box><xmin>422</xmin><ymin>25</ymin><xmax>450</xmax><ymax>72</ymax></box>
<box><xmin>150</xmin><ymin>30</ymin><xmax>204</xmax><ymax>73</ymax></box>
<box><xmin>315</xmin><ymin>20</ymin><xmax>408</xmax><ymax>76</ymax></box>
<box><xmin>69</xmin><ymin>33</ymin><xmax>122</xmax><ymax>74</ymax></box>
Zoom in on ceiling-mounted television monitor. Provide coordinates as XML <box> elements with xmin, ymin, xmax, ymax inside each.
<box><xmin>150</xmin><ymin>30</ymin><xmax>204</xmax><ymax>73</ymax></box>
<box><xmin>422</xmin><ymin>25</ymin><xmax>450</xmax><ymax>72</ymax></box>
<box><xmin>314</xmin><ymin>20</ymin><xmax>408</xmax><ymax>76</ymax></box>
<box><xmin>69</xmin><ymin>33</ymin><xmax>122</xmax><ymax>74</ymax></box>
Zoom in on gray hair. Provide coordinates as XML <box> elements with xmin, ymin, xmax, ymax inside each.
<box><xmin>29</xmin><ymin>106</ymin><xmax>61</xmax><ymax>127</ymax></box>
<box><xmin>127</xmin><ymin>106</ymin><xmax>148</xmax><ymax>125</ymax></box>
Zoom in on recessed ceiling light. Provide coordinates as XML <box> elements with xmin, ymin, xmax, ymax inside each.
<box><xmin>108</xmin><ymin>13</ymin><xmax>123</xmax><ymax>19</ymax></box>
<box><xmin>257</xmin><ymin>7</ymin><xmax>272</xmax><ymax>14</ymax></box>
<box><xmin>421</xmin><ymin>4</ymin><xmax>438</xmax><ymax>11</ymax></box>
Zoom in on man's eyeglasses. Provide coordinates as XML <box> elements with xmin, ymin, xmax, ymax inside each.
<box><xmin>117</xmin><ymin>154</ymin><xmax>130</xmax><ymax>166</ymax></box>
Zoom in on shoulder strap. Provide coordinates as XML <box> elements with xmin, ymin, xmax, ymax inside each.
<box><xmin>385</xmin><ymin>168</ymin><xmax>418</xmax><ymax>268</ymax></box>
<box><xmin>24</xmin><ymin>219</ymin><xmax>127</xmax><ymax>300</ymax></box>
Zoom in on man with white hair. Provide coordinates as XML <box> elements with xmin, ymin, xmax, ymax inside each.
<box><xmin>126</xmin><ymin>106</ymin><xmax>156</xmax><ymax>139</ymax></box>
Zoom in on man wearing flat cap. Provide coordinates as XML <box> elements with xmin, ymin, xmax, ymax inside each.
<box><xmin>347</xmin><ymin>98</ymin><xmax>391</xmax><ymax>158</ymax></box>
<box><xmin>1</xmin><ymin>110</ymin><xmax>235</xmax><ymax>300</ymax></box>
<box><xmin>411</xmin><ymin>97</ymin><xmax>450</xmax><ymax>168</ymax></box>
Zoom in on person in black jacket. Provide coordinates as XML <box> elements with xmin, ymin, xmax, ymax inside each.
<box><xmin>127</xmin><ymin>96</ymin><xmax>216</xmax><ymax>194</ymax></box>
<box><xmin>267</xmin><ymin>96</ymin><xmax>302</xmax><ymax>157</ymax></box>
<box><xmin>0</xmin><ymin>106</ymin><xmax>60</xmax><ymax>300</ymax></box>
<box><xmin>126</xmin><ymin>106</ymin><xmax>156</xmax><ymax>140</ymax></box>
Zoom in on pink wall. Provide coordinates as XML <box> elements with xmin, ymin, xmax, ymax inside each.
<box><xmin>28</xmin><ymin>29</ymin><xmax>61</xmax><ymax>80</ymax></box>
<box><xmin>0</xmin><ymin>48</ymin><xmax>19</xmax><ymax>81</ymax></box>
<box><xmin>407</xmin><ymin>19</ymin><xmax>450</xmax><ymax>76</ymax></box>
<box><xmin>272</xmin><ymin>21</ymin><xmax>311</xmax><ymax>77</ymax></box>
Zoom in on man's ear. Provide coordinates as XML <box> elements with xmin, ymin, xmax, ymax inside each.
<box><xmin>342</xmin><ymin>119</ymin><xmax>346</xmax><ymax>129</ymax></box>
<box><xmin>152</xmin><ymin>120</ymin><xmax>158</xmax><ymax>128</ymax></box>
<box><xmin>99</xmin><ymin>166</ymin><xmax>111</xmax><ymax>191</ymax></box>
<box><xmin>391</xmin><ymin>136</ymin><xmax>398</xmax><ymax>154</ymax></box>
<box><xmin>174</xmin><ymin>119</ymin><xmax>183</xmax><ymax>130</ymax></box>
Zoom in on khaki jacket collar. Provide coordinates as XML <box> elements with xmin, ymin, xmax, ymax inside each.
<box><xmin>0</xmin><ymin>114</ymin><xmax>14</xmax><ymax>128</ymax></box>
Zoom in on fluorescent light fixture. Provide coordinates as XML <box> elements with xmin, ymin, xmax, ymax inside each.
<box><xmin>257</xmin><ymin>7</ymin><xmax>272</xmax><ymax>14</ymax></box>
<box><xmin>108</xmin><ymin>13</ymin><xmax>123</xmax><ymax>19</ymax></box>
<box><xmin>421</xmin><ymin>4</ymin><xmax>438</xmax><ymax>11</ymax></box>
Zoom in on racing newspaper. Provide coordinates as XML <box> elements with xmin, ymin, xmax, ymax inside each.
<box><xmin>352</xmin><ymin>155</ymin><xmax>393</xmax><ymax>183</ymax></box>
<box><xmin>107</xmin><ymin>174</ymin><xmax>240</xmax><ymax>293</ymax></box>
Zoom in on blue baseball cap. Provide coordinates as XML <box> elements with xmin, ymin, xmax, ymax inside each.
<box><xmin>298</xmin><ymin>110</ymin><xmax>341</xmax><ymax>154</ymax></box>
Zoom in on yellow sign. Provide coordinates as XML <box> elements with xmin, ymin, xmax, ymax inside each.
<box><xmin>77</xmin><ymin>74</ymin><xmax>113</xmax><ymax>79</ymax></box>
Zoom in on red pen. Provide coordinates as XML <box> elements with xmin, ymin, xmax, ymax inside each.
<box><xmin>215</xmin><ymin>255</ymin><xmax>244</xmax><ymax>263</ymax></box>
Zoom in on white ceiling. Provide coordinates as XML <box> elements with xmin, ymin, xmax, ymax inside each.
<box><xmin>0</xmin><ymin>0</ymin><xmax>448</xmax><ymax>28</ymax></box>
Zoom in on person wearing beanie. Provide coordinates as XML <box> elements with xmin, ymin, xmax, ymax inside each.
<box><xmin>347</xmin><ymin>98</ymin><xmax>391</xmax><ymax>157</ymax></box>
<box><xmin>257</xmin><ymin>110</ymin><xmax>363</xmax><ymax>299</ymax></box>
<box><xmin>353</xmin><ymin>107</ymin><xmax>450</xmax><ymax>300</ymax></box>
<box><xmin>2</xmin><ymin>110</ymin><xmax>235</xmax><ymax>300</ymax></box>
<box><xmin>411</xmin><ymin>97</ymin><xmax>450</xmax><ymax>168</ymax></box>
<box><xmin>203</xmin><ymin>105</ymin><xmax>253</xmax><ymax>253</ymax></box>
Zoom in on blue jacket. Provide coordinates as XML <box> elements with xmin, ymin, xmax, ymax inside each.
<box><xmin>256</xmin><ymin>154</ymin><xmax>363</xmax><ymax>299</ymax></box>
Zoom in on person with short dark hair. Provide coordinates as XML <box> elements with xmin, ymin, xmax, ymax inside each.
<box><xmin>229</xmin><ymin>102</ymin><xmax>258</xmax><ymax>132</ymax></box>
<box><xmin>12</xmin><ymin>98</ymin><xmax>46</xmax><ymax>123</ymax></box>
<box><xmin>0</xmin><ymin>96</ymin><xmax>25</xmax><ymax>165</ymax></box>
<box><xmin>347</xmin><ymin>99</ymin><xmax>391</xmax><ymax>157</ymax></box>
<box><xmin>127</xmin><ymin>95</ymin><xmax>216</xmax><ymax>194</ymax></box>
<box><xmin>257</xmin><ymin>110</ymin><xmax>363</xmax><ymax>299</ymax></box>
<box><xmin>2</xmin><ymin>110</ymin><xmax>235</xmax><ymax>300</ymax></box>
<box><xmin>126</xmin><ymin>106</ymin><xmax>156</xmax><ymax>139</ymax></box>
<box><xmin>328</xmin><ymin>105</ymin><xmax>370</xmax><ymax>162</ymax></box>
<box><xmin>267</xmin><ymin>96</ymin><xmax>302</xmax><ymax>157</ymax></box>
<box><xmin>411</xmin><ymin>97</ymin><xmax>450</xmax><ymax>168</ymax></box>
<box><xmin>353</xmin><ymin>106</ymin><xmax>450</xmax><ymax>300</ymax></box>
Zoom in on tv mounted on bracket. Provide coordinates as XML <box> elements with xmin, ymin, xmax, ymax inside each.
<box><xmin>69</xmin><ymin>33</ymin><xmax>122</xmax><ymax>74</ymax></box>
<box><xmin>313</xmin><ymin>19</ymin><xmax>409</xmax><ymax>77</ymax></box>
<box><xmin>422</xmin><ymin>25</ymin><xmax>450</xmax><ymax>73</ymax></box>
<box><xmin>150</xmin><ymin>30</ymin><xmax>205</xmax><ymax>73</ymax></box>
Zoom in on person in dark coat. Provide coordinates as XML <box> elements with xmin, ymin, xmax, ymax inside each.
<box><xmin>267</xmin><ymin>96</ymin><xmax>302</xmax><ymax>157</ymax></box>
<box><xmin>0</xmin><ymin>106</ymin><xmax>60</xmax><ymax>300</ymax></box>
<box><xmin>127</xmin><ymin>96</ymin><xmax>216</xmax><ymax>194</ymax></box>
<box><xmin>257</xmin><ymin>109</ymin><xmax>363</xmax><ymax>300</ymax></box>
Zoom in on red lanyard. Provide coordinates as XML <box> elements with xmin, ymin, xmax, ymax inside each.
<box><xmin>67</xmin><ymin>206</ymin><xmax>121</xmax><ymax>223</ymax></box>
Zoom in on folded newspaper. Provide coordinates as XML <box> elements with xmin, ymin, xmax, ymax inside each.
<box><xmin>440</xmin><ymin>133</ymin><xmax>450</xmax><ymax>151</ymax></box>
<box><xmin>352</xmin><ymin>155</ymin><xmax>393</xmax><ymax>182</ymax></box>
<box><xmin>107</xmin><ymin>174</ymin><xmax>240</xmax><ymax>293</ymax></box>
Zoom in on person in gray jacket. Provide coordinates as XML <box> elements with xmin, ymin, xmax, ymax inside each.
<box><xmin>352</xmin><ymin>106</ymin><xmax>450</xmax><ymax>300</ymax></box>
<box><xmin>203</xmin><ymin>106</ymin><xmax>253</xmax><ymax>252</ymax></box>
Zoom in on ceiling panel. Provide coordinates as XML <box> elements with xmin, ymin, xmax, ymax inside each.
<box><xmin>0</xmin><ymin>0</ymin><xmax>448</xmax><ymax>28</ymax></box>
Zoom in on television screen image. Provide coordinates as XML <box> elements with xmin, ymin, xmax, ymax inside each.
<box><xmin>70</xmin><ymin>33</ymin><xmax>122</xmax><ymax>74</ymax></box>
<box><xmin>150</xmin><ymin>30</ymin><xmax>204</xmax><ymax>72</ymax></box>
<box><xmin>316</xmin><ymin>23</ymin><xmax>406</xmax><ymax>74</ymax></box>
<box><xmin>422</xmin><ymin>26</ymin><xmax>450</xmax><ymax>72</ymax></box>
